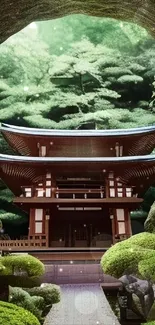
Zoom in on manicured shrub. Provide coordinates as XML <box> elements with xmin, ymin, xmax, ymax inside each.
<box><xmin>26</xmin><ymin>283</ymin><xmax>60</xmax><ymax>305</ymax></box>
<box><xmin>9</xmin><ymin>287</ymin><xmax>43</xmax><ymax>321</ymax></box>
<box><xmin>138</xmin><ymin>256</ymin><xmax>155</xmax><ymax>281</ymax></box>
<box><xmin>9</xmin><ymin>284</ymin><xmax>60</xmax><ymax>322</ymax></box>
<box><xmin>0</xmin><ymin>301</ymin><xmax>40</xmax><ymax>325</ymax></box>
<box><xmin>25</xmin><ymin>283</ymin><xmax>60</xmax><ymax>316</ymax></box>
<box><xmin>101</xmin><ymin>233</ymin><xmax>155</xmax><ymax>279</ymax></box>
<box><xmin>0</xmin><ymin>254</ymin><xmax>45</xmax><ymax>277</ymax></box>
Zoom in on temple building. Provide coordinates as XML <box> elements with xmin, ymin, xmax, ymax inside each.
<box><xmin>0</xmin><ymin>123</ymin><xmax>155</xmax><ymax>252</ymax></box>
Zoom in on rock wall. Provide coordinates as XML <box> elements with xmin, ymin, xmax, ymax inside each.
<box><xmin>0</xmin><ymin>0</ymin><xmax>155</xmax><ymax>43</ymax></box>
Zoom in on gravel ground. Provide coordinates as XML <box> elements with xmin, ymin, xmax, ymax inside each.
<box><xmin>44</xmin><ymin>284</ymin><xmax>120</xmax><ymax>325</ymax></box>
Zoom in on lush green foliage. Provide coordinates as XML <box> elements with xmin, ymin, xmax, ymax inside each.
<box><xmin>0</xmin><ymin>301</ymin><xmax>40</xmax><ymax>325</ymax></box>
<box><xmin>101</xmin><ymin>233</ymin><xmax>155</xmax><ymax>278</ymax></box>
<box><xmin>0</xmin><ymin>254</ymin><xmax>45</xmax><ymax>277</ymax></box>
<box><xmin>9</xmin><ymin>287</ymin><xmax>43</xmax><ymax>321</ymax></box>
<box><xmin>9</xmin><ymin>284</ymin><xmax>60</xmax><ymax>322</ymax></box>
<box><xmin>0</xmin><ymin>19</ymin><xmax>154</xmax><ymax>131</ymax></box>
<box><xmin>37</xmin><ymin>16</ymin><xmax>149</xmax><ymax>55</ymax></box>
<box><xmin>25</xmin><ymin>284</ymin><xmax>61</xmax><ymax>315</ymax></box>
<box><xmin>138</xmin><ymin>256</ymin><xmax>155</xmax><ymax>281</ymax></box>
<box><xmin>131</xmin><ymin>187</ymin><xmax>155</xmax><ymax>222</ymax></box>
<box><xmin>144</xmin><ymin>202</ymin><xmax>155</xmax><ymax>232</ymax></box>
<box><xmin>26</xmin><ymin>284</ymin><xmax>60</xmax><ymax>305</ymax></box>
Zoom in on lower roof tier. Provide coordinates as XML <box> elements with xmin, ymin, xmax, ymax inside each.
<box><xmin>0</xmin><ymin>154</ymin><xmax>155</xmax><ymax>195</ymax></box>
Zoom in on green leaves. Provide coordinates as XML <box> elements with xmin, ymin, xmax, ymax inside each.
<box><xmin>0</xmin><ymin>254</ymin><xmax>45</xmax><ymax>277</ymax></box>
<box><xmin>101</xmin><ymin>233</ymin><xmax>155</xmax><ymax>279</ymax></box>
<box><xmin>0</xmin><ymin>301</ymin><xmax>40</xmax><ymax>325</ymax></box>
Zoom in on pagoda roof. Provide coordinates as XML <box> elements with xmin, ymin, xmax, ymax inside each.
<box><xmin>0</xmin><ymin>154</ymin><xmax>155</xmax><ymax>195</ymax></box>
<box><xmin>1</xmin><ymin>124</ymin><xmax>155</xmax><ymax>157</ymax></box>
<box><xmin>2</xmin><ymin>123</ymin><xmax>155</xmax><ymax>137</ymax></box>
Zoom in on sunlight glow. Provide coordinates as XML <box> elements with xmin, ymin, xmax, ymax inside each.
<box><xmin>28</xmin><ymin>22</ymin><xmax>37</xmax><ymax>30</ymax></box>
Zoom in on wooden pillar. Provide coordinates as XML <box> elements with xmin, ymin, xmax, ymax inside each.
<box><xmin>28</xmin><ymin>208</ymin><xmax>49</xmax><ymax>247</ymax></box>
<box><xmin>111</xmin><ymin>207</ymin><xmax>132</xmax><ymax>243</ymax></box>
<box><xmin>68</xmin><ymin>223</ymin><xmax>72</xmax><ymax>247</ymax></box>
<box><xmin>45</xmin><ymin>211</ymin><xmax>50</xmax><ymax>247</ymax></box>
<box><xmin>126</xmin><ymin>208</ymin><xmax>132</xmax><ymax>237</ymax></box>
<box><xmin>109</xmin><ymin>211</ymin><xmax>115</xmax><ymax>244</ymax></box>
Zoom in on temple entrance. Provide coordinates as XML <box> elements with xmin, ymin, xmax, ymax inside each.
<box><xmin>49</xmin><ymin>207</ymin><xmax>112</xmax><ymax>248</ymax></box>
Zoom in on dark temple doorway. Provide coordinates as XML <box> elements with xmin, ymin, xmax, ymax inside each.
<box><xmin>49</xmin><ymin>207</ymin><xmax>112</xmax><ymax>248</ymax></box>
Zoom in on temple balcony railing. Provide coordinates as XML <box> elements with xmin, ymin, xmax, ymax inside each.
<box><xmin>21</xmin><ymin>186</ymin><xmax>137</xmax><ymax>200</ymax></box>
<box><xmin>21</xmin><ymin>186</ymin><xmax>105</xmax><ymax>199</ymax></box>
<box><xmin>0</xmin><ymin>235</ymin><xmax>48</xmax><ymax>250</ymax></box>
<box><xmin>54</xmin><ymin>188</ymin><xmax>105</xmax><ymax>199</ymax></box>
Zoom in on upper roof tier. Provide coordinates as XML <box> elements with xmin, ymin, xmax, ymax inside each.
<box><xmin>0</xmin><ymin>153</ymin><xmax>155</xmax><ymax>195</ymax></box>
<box><xmin>1</xmin><ymin>123</ymin><xmax>155</xmax><ymax>157</ymax></box>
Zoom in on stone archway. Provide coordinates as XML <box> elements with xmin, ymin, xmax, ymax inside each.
<box><xmin>1</xmin><ymin>0</ymin><xmax>155</xmax><ymax>44</ymax></box>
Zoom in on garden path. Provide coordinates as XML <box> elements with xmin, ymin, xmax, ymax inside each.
<box><xmin>44</xmin><ymin>284</ymin><xmax>120</xmax><ymax>325</ymax></box>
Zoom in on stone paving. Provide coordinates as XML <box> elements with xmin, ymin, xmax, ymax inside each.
<box><xmin>44</xmin><ymin>284</ymin><xmax>121</xmax><ymax>325</ymax></box>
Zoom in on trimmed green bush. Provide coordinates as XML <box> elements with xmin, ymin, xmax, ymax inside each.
<box><xmin>0</xmin><ymin>254</ymin><xmax>45</xmax><ymax>277</ymax></box>
<box><xmin>25</xmin><ymin>284</ymin><xmax>61</xmax><ymax>316</ymax></box>
<box><xmin>0</xmin><ymin>301</ymin><xmax>40</xmax><ymax>325</ymax></box>
<box><xmin>9</xmin><ymin>287</ymin><xmax>43</xmax><ymax>321</ymax></box>
<box><xmin>9</xmin><ymin>284</ymin><xmax>60</xmax><ymax>322</ymax></box>
<box><xmin>101</xmin><ymin>233</ymin><xmax>155</xmax><ymax>278</ymax></box>
<box><xmin>26</xmin><ymin>284</ymin><xmax>60</xmax><ymax>305</ymax></box>
<box><xmin>138</xmin><ymin>256</ymin><xmax>155</xmax><ymax>281</ymax></box>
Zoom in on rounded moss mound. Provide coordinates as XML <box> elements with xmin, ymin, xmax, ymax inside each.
<box><xmin>0</xmin><ymin>301</ymin><xmax>40</xmax><ymax>325</ymax></box>
<box><xmin>101</xmin><ymin>233</ymin><xmax>155</xmax><ymax>279</ymax></box>
<box><xmin>138</xmin><ymin>256</ymin><xmax>155</xmax><ymax>281</ymax></box>
<box><xmin>0</xmin><ymin>254</ymin><xmax>45</xmax><ymax>277</ymax></box>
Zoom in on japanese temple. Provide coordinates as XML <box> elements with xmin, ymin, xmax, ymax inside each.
<box><xmin>0</xmin><ymin>123</ymin><xmax>155</xmax><ymax>253</ymax></box>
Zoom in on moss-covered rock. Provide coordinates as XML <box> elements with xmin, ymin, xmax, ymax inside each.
<box><xmin>101</xmin><ymin>233</ymin><xmax>155</xmax><ymax>278</ymax></box>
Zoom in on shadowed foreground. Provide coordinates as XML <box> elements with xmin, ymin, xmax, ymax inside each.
<box><xmin>44</xmin><ymin>284</ymin><xmax>120</xmax><ymax>325</ymax></box>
